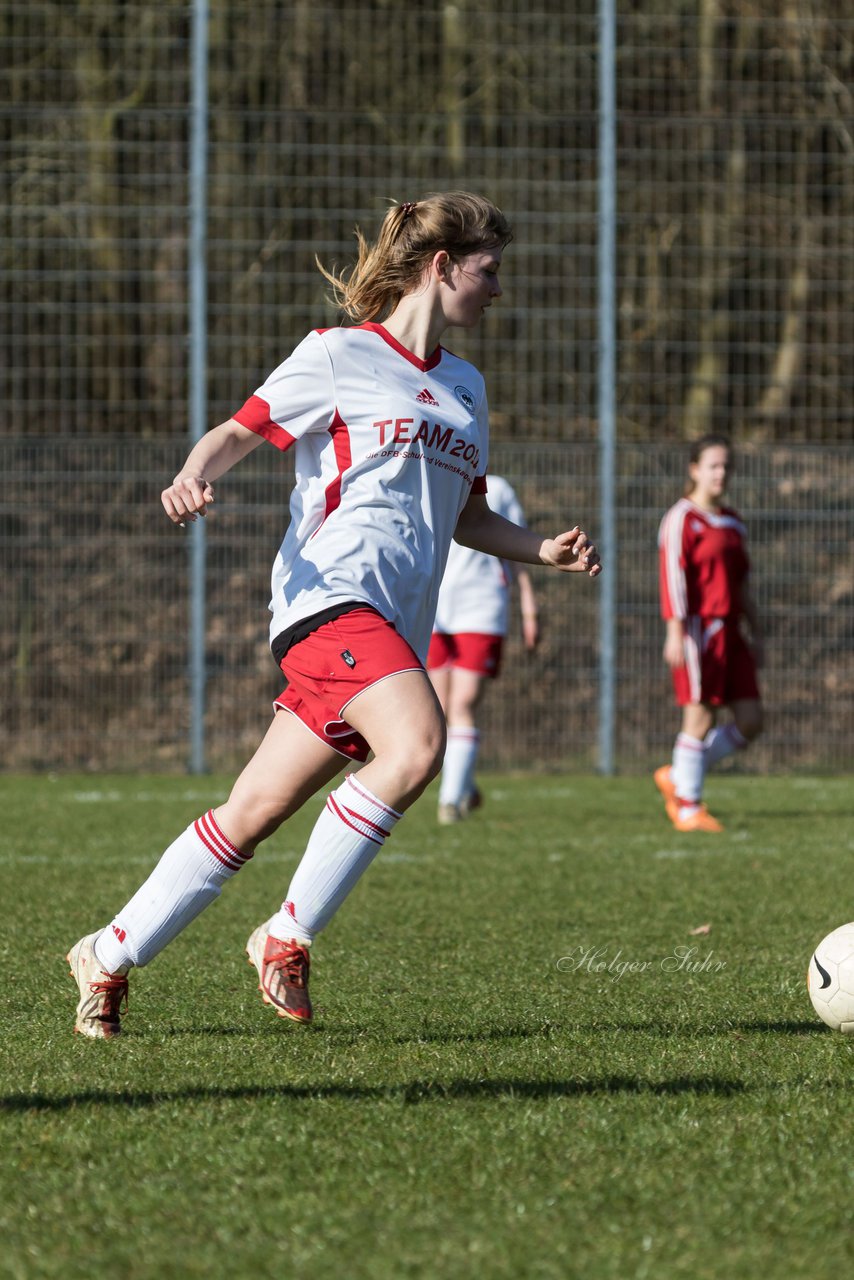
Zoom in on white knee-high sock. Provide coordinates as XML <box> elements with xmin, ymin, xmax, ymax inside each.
<box><xmin>671</xmin><ymin>733</ymin><xmax>706</xmax><ymax>804</ymax></box>
<box><xmin>93</xmin><ymin>810</ymin><xmax>252</xmax><ymax>971</ymax></box>
<box><xmin>267</xmin><ymin>774</ymin><xmax>402</xmax><ymax>945</ymax></box>
<box><xmin>704</xmin><ymin>723</ymin><xmax>748</xmax><ymax>769</ymax></box>
<box><xmin>438</xmin><ymin>727</ymin><xmax>480</xmax><ymax>805</ymax></box>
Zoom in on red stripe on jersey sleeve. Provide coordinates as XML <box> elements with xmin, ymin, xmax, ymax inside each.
<box><xmin>233</xmin><ymin>394</ymin><xmax>297</xmax><ymax>452</ymax></box>
<box><xmin>472</xmin><ymin>474</ymin><xmax>488</xmax><ymax>495</ymax></box>
<box><xmin>658</xmin><ymin>504</ymin><xmax>688</xmax><ymax>620</ymax></box>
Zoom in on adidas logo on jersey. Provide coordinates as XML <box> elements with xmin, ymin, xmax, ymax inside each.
<box><xmin>415</xmin><ymin>387</ymin><xmax>439</xmax><ymax>406</ymax></box>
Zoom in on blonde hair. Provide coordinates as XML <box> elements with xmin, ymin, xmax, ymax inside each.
<box><xmin>317</xmin><ymin>191</ymin><xmax>512</xmax><ymax>323</ymax></box>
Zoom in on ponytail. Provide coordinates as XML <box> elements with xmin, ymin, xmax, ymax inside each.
<box><xmin>317</xmin><ymin>191</ymin><xmax>512</xmax><ymax>323</ymax></box>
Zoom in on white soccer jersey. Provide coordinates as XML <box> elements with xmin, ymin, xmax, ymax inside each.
<box><xmin>431</xmin><ymin>475</ymin><xmax>526</xmax><ymax>637</ymax></box>
<box><xmin>233</xmin><ymin>323</ymin><xmax>489</xmax><ymax>662</ymax></box>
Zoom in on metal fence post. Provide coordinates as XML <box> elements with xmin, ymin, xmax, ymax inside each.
<box><xmin>597</xmin><ymin>0</ymin><xmax>617</xmax><ymax>774</ymax></box>
<box><xmin>188</xmin><ymin>0</ymin><xmax>209</xmax><ymax>774</ymax></box>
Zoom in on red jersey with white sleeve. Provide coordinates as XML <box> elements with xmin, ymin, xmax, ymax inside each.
<box><xmin>658</xmin><ymin>498</ymin><xmax>750</xmax><ymax>622</ymax></box>
<box><xmin>233</xmin><ymin>322</ymin><xmax>489</xmax><ymax>663</ymax></box>
<box><xmin>432</xmin><ymin>475</ymin><xmax>526</xmax><ymax>637</ymax></box>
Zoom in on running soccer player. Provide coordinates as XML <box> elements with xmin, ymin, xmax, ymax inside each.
<box><xmin>654</xmin><ymin>434</ymin><xmax>764</xmax><ymax>832</ymax></box>
<box><xmin>66</xmin><ymin>192</ymin><xmax>602</xmax><ymax>1038</ymax></box>
<box><xmin>427</xmin><ymin>474</ymin><xmax>539</xmax><ymax>825</ymax></box>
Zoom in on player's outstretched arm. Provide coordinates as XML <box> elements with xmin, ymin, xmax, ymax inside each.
<box><xmin>162</xmin><ymin>419</ymin><xmax>264</xmax><ymax>525</ymax></box>
<box><xmin>455</xmin><ymin>493</ymin><xmax>602</xmax><ymax>578</ymax></box>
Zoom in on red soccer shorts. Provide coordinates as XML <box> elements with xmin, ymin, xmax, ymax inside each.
<box><xmin>672</xmin><ymin>616</ymin><xmax>760</xmax><ymax>707</ymax></box>
<box><xmin>275</xmin><ymin>608</ymin><xmax>424</xmax><ymax>761</ymax></box>
<box><xmin>426</xmin><ymin>631</ymin><xmax>504</xmax><ymax>679</ymax></box>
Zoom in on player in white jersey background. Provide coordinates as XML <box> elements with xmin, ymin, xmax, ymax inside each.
<box><xmin>427</xmin><ymin>475</ymin><xmax>539</xmax><ymax>825</ymax></box>
<box><xmin>66</xmin><ymin>192</ymin><xmax>601</xmax><ymax>1039</ymax></box>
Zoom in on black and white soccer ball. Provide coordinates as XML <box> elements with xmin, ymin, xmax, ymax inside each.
<box><xmin>807</xmin><ymin>923</ymin><xmax>854</xmax><ymax>1033</ymax></box>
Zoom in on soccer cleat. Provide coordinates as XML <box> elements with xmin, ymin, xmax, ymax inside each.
<box><xmin>672</xmin><ymin>805</ymin><xmax>724</xmax><ymax>834</ymax></box>
<box><xmin>437</xmin><ymin>802</ymin><xmax>462</xmax><ymax>826</ymax></box>
<box><xmin>653</xmin><ymin>765</ymin><xmax>679</xmax><ymax>821</ymax></box>
<box><xmin>246</xmin><ymin>923</ymin><xmax>312</xmax><ymax>1024</ymax></box>
<box><xmin>66</xmin><ymin>932</ymin><xmax>129</xmax><ymax>1039</ymax></box>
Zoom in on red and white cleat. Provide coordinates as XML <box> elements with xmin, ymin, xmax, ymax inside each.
<box><xmin>246</xmin><ymin>923</ymin><xmax>312</xmax><ymax>1024</ymax></box>
<box><xmin>66</xmin><ymin>932</ymin><xmax>129</xmax><ymax>1039</ymax></box>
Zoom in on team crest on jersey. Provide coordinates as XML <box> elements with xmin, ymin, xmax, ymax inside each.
<box><xmin>454</xmin><ymin>385</ymin><xmax>476</xmax><ymax>412</ymax></box>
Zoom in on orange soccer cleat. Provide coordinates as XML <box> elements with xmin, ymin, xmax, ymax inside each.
<box><xmin>672</xmin><ymin>804</ymin><xmax>724</xmax><ymax>834</ymax></box>
<box><xmin>653</xmin><ymin>765</ymin><xmax>679</xmax><ymax>822</ymax></box>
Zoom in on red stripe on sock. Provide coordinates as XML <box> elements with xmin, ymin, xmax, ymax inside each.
<box><xmin>327</xmin><ymin>794</ymin><xmax>384</xmax><ymax>845</ymax></box>
<box><xmin>195</xmin><ymin>810</ymin><xmax>251</xmax><ymax>871</ymax></box>
<box><xmin>345</xmin><ymin>774</ymin><xmax>402</xmax><ymax>820</ymax></box>
<box><xmin>340</xmin><ymin>805</ymin><xmax>390</xmax><ymax>840</ymax></box>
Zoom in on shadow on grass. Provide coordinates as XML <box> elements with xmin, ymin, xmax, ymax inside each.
<box><xmin>155</xmin><ymin>1016</ymin><xmax>825</xmax><ymax>1041</ymax></box>
<box><xmin>706</xmin><ymin>1017</ymin><xmax>825</xmax><ymax>1036</ymax></box>
<box><xmin>571</xmin><ymin>1017</ymin><xmax>826</xmax><ymax>1038</ymax></box>
<box><xmin>158</xmin><ymin>1018</ymin><xmax>560</xmax><ymax>1039</ymax></box>
<box><xmin>1</xmin><ymin>1074</ymin><xmax>751</xmax><ymax>1112</ymax></box>
<box><xmin>335</xmin><ymin>1017</ymin><xmax>826</xmax><ymax>1043</ymax></box>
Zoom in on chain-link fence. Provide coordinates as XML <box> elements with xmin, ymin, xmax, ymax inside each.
<box><xmin>2</xmin><ymin>437</ymin><xmax>852</xmax><ymax>772</ymax></box>
<box><xmin>2</xmin><ymin>3</ymin><xmax>853</xmax><ymax>772</ymax></box>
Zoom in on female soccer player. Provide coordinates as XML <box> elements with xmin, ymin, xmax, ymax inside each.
<box><xmin>655</xmin><ymin>434</ymin><xmax>763</xmax><ymax>832</ymax></box>
<box><xmin>427</xmin><ymin>474</ymin><xmax>539</xmax><ymax>825</ymax></box>
<box><xmin>66</xmin><ymin>192</ymin><xmax>601</xmax><ymax>1038</ymax></box>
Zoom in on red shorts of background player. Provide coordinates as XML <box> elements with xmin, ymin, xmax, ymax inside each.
<box><xmin>671</xmin><ymin>616</ymin><xmax>760</xmax><ymax>707</ymax></box>
<box><xmin>275</xmin><ymin>607</ymin><xmax>423</xmax><ymax>761</ymax></box>
<box><xmin>426</xmin><ymin>631</ymin><xmax>504</xmax><ymax>679</ymax></box>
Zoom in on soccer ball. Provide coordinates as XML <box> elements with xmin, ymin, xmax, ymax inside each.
<box><xmin>807</xmin><ymin>923</ymin><xmax>854</xmax><ymax>1033</ymax></box>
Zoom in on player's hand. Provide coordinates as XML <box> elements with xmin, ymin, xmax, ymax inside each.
<box><xmin>663</xmin><ymin>634</ymin><xmax>685</xmax><ymax>669</ymax></box>
<box><xmin>663</xmin><ymin>619</ymin><xmax>685</xmax><ymax>668</ymax></box>
<box><xmin>543</xmin><ymin>527</ymin><xmax>602</xmax><ymax>577</ymax></box>
<box><xmin>161</xmin><ymin>475</ymin><xmax>215</xmax><ymax>525</ymax></box>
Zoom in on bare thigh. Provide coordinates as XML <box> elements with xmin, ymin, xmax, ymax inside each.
<box><xmin>445</xmin><ymin>667</ymin><xmax>488</xmax><ymax>728</ymax></box>
<box><xmin>428</xmin><ymin>665</ymin><xmax>452</xmax><ymax>716</ymax></box>
<box><xmin>215</xmin><ymin>711</ymin><xmax>346</xmax><ymax>853</ymax></box>
<box><xmin>344</xmin><ymin>669</ymin><xmax>447</xmax><ymax>811</ymax></box>
<box><xmin>681</xmin><ymin>702</ymin><xmax>716</xmax><ymax>739</ymax></box>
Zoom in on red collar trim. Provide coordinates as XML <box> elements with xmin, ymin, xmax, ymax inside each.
<box><xmin>359</xmin><ymin>322</ymin><xmax>443</xmax><ymax>372</ymax></box>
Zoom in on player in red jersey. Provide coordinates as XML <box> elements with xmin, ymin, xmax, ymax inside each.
<box><xmin>66</xmin><ymin>192</ymin><xmax>602</xmax><ymax>1038</ymax></box>
<box><xmin>655</xmin><ymin>435</ymin><xmax>764</xmax><ymax>832</ymax></box>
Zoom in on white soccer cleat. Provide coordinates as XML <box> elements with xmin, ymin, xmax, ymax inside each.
<box><xmin>246</xmin><ymin>922</ymin><xmax>313</xmax><ymax>1024</ymax></box>
<box><xmin>66</xmin><ymin>932</ymin><xmax>129</xmax><ymax>1039</ymax></box>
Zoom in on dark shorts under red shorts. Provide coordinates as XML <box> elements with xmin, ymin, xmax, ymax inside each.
<box><xmin>426</xmin><ymin>631</ymin><xmax>504</xmax><ymax>679</ymax></box>
<box><xmin>274</xmin><ymin>607</ymin><xmax>424</xmax><ymax>761</ymax></box>
<box><xmin>671</xmin><ymin>616</ymin><xmax>760</xmax><ymax>707</ymax></box>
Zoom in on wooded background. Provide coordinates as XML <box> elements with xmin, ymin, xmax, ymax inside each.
<box><xmin>2</xmin><ymin>2</ymin><xmax>852</xmax><ymax>772</ymax></box>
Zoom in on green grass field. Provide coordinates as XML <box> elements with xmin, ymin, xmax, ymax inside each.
<box><xmin>1</xmin><ymin>772</ymin><xmax>853</xmax><ymax>1280</ymax></box>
